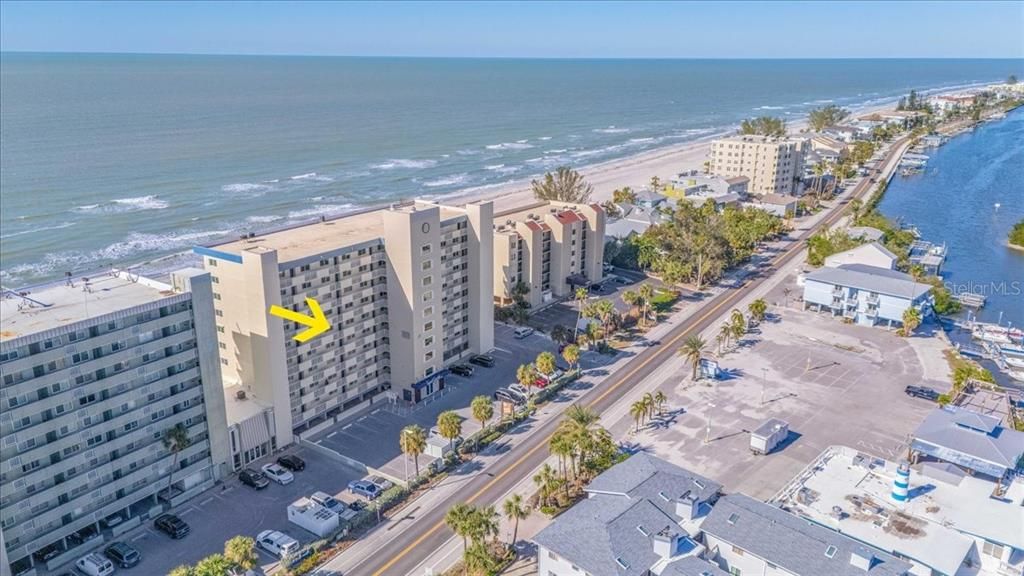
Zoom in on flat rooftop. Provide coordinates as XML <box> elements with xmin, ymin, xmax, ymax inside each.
<box><xmin>224</xmin><ymin>385</ymin><xmax>273</xmax><ymax>426</ymax></box>
<box><xmin>775</xmin><ymin>447</ymin><xmax>1024</xmax><ymax>576</ymax></box>
<box><xmin>1</xmin><ymin>272</ymin><xmax>181</xmax><ymax>342</ymax></box>
<box><xmin>207</xmin><ymin>201</ymin><xmax>466</xmax><ymax>263</ymax></box>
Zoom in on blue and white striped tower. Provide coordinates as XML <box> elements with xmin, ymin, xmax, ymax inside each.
<box><xmin>891</xmin><ymin>461</ymin><xmax>910</xmax><ymax>503</ymax></box>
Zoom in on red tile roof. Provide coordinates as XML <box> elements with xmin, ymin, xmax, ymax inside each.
<box><xmin>555</xmin><ymin>210</ymin><xmax>583</xmax><ymax>224</ymax></box>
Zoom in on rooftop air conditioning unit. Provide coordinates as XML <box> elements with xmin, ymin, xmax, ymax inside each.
<box><xmin>235</xmin><ymin>390</ymin><xmax>247</xmax><ymax>400</ymax></box>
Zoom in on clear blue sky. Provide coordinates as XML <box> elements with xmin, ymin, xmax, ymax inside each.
<box><xmin>2</xmin><ymin>0</ymin><xmax>1022</xmax><ymax>58</ymax></box>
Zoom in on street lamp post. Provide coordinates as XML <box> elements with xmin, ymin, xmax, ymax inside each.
<box><xmin>761</xmin><ymin>368</ymin><xmax>768</xmax><ymax>406</ymax></box>
<box><xmin>704</xmin><ymin>403</ymin><xmax>716</xmax><ymax>444</ymax></box>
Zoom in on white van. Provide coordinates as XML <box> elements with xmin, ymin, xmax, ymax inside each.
<box><xmin>76</xmin><ymin>552</ymin><xmax>114</xmax><ymax>576</ymax></box>
<box><xmin>257</xmin><ymin>529</ymin><xmax>300</xmax><ymax>559</ymax></box>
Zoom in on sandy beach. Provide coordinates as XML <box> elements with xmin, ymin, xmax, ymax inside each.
<box><xmin>448</xmin><ymin>90</ymin><xmax>962</xmax><ymax>213</ymax></box>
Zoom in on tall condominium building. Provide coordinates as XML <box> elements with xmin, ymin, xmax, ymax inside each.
<box><xmin>708</xmin><ymin>135</ymin><xmax>807</xmax><ymax>196</ymax></box>
<box><xmin>492</xmin><ymin>201</ymin><xmax>606</xmax><ymax>309</ymax></box>
<box><xmin>0</xmin><ymin>269</ymin><xmax>229</xmax><ymax>576</ymax></box>
<box><xmin>194</xmin><ymin>200</ymin><xmax>494</xmax><ymax>442</ymax></box>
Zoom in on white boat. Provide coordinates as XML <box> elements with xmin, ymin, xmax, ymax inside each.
<box><xmin>973</xmin><ymin>329</ymin><xmax>1012</xmax><ymax>344</ymax></box>
<box><xmin>1004</xmin><ymin>356</ymin><xmax>1024</xmax><ymax>369</ymax></box>
<box><xmin>1002</xmin><ymin>344</ymin><xmax>1024</xmax><ymax>357</ymax></box>
<box><xmin>973</xmin><ymin>323</ymin><xmax>1024</xmax><ymax>339</ymax></box>
<box><xmin>1008</xmin><ymin>370</ymin><xmax>1024</xmax><ymax>383</ymax></box>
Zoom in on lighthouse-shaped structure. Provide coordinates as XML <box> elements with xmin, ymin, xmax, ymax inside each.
<box><xmin>891</xmin><ymin>461</ymin><xmax>910</xmax><ymax>503</ymax></box>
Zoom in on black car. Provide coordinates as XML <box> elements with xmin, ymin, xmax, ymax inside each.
<box><xmin>468</xmin><ymin>354</ymin><xmax>495</xmax><ymax>368</ymax></box>
<box><xmin>277</xmin><ymin>454</ymin><xmax>306</xmax><ymax>472</ymax></box>
<box><xmin>904</xmin><ymin>385</ymin><xmax>939</xmax><ymax>401</ymax></box>
<box><xmin>104</xmin><ymin>542</ymin><xmax>141</xmax><ymax>569</ymax></box>
<box><xmin>239</xmin><ymin>467</ymin><xmax>270</xmax><ymax>489</ymax></box>
<box><xmin>154</xmin><ymin>514</ymin><xmax>190</xmax><ymax>539</ymax></box>
<box><xmin>450</xmin><ymin>364</ymin><xmax>473</xmax><ymax>377</ymax></box>
<box><xmin>494</xmin><ymin>388</ymin><xmax>523</xmax><ymax>405</ymax></box>
<box><xmin>347</xmin><ymin>499</ymin><xmax>366</xmax><ymax>511</ymax></box>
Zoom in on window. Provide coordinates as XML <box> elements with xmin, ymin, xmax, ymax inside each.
<box><xmin>424</xmin><ymin>351</ymin><xmax>434</xmax><ymax>362</ymax></box>
<box><xmin>421</xmin><ymin>244</ymin><xmax>432</xmax><ymax>254</ymax></box>
<box><xmin>422</xmin><ymin>291</ymin><xmax>433</xmax><ymax>302</ymax></box>
<box><xmin>729</xmin><ymin>568</ymin><xmax>742</xmax><ymax>576</ymax></box>
<box><xmin>424</xmin><ymin>321</ymin><xmax>433</xmax><ymax>332</ymax></box>
<box><xmin>422</xmin><ymin>260</ymin><xmax>432</xmax><ymax>271</ymax></box>
<box><xmin>825</xmin><ymin>545</ymin><xmax>838</xmax><ymax>559</ymax></box>
<box><xmin>422</xmin><ymin>275</ymin><xmax>432</xmax><ymax>287</ymax></box>
<box><xmin>983</xmin><ymin>541</ymin><xmax>1005</xmax><ymax>559</ymax></box>
<box><xmin>424</xmin><ymin>336</ymin><xmax>434</xmax><ymax>347</ymax></box>
<box><xmin>732</xmin><ymin>546</ymin><xmax>745</xmax><ymax>556</ymax></box>
<box><xmin>423</xmin><ymin>306</ymin><xmax>433</xmax><ymax>317</ymax></box>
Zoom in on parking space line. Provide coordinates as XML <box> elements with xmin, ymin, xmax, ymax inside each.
<box><xmin>130</xmin><ymin>533</ymin><xmax>149</xmax><ymax>542</ymax></box>
<box><xmin>199</xmin><ymin>497</ymin><xmax>214</xmax><ymax>507</ymax></box>
<box><xmin>371</xmin><ymin>409</ymin><xmax>381</xmax><ymax>415</ymax></box>
<box><xmin>327</xmin><ymin>431</ymin><xmax>338</xmax><ymax>438</ymax></box>
<box><xmin>342</xmin><ymin>424</ymin><xmax>352</xmax><ymax>430</ymax></box>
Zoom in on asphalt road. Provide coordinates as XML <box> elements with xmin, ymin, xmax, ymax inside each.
<box><xmin>352</xmin><ymin>137</ymin><xmax>910</xmax><ymax>576</ymax></box>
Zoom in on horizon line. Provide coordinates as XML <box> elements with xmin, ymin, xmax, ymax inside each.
<box><xmin>2</xmin><ymin>50</ymin><xmax>1024</xmax><ymax>61</ymax></box>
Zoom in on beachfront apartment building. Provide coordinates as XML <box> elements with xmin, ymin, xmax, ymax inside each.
<box><xmin>0</xmin><ymin>269</ymin><xmax>230</xmax><ymax>576</ymax></box>
<box><xmin>194</xmin><ymin>200</ymin><xmax>494</xmax><ymax>442</ymax></box>
<box><xmin>708</xmin><ymin>134</ymin><xmax>807</xmax><ymax>196</ymax></box>
<box><xmin>492</xmin><ymin>201</ymin><xmax>605</xmax><ymax>309</ymax></box>
<box><xmin>802</xmin><ymin>263</ymin><xmax>932</xmax><ymax>328</ymax></box>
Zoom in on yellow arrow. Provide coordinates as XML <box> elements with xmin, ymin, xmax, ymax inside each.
<box><xmin>269</xmin><ymin>297</ymin><xmax>330</xmax><ymax>343</ymax></box>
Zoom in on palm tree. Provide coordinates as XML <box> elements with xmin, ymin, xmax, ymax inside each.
<box><xmin>642</xmin><ymin>392</ymin><xmax>655</xmax><ymax>421</ymax></box>
<box><xmin>549</xmin><ymin>430</ymin><xmax>574</xmax><ymax>483</ymax></box>
<box><xmin>573</xmin><ymin>286</ymin><xmax>589</xmax><ymax>341</ymax></box>
<box><xmin>718</xmin><ymin>321</ymin><xmax>733</xmax><ymax>352</ymax></box>
<box><xmin>446</xmin><ymin>502</ymin><xmax>476</xmax><ymax>562</ymax></box>
<box><xmin>901</xmin><ymin>307</ymin><xmax>922</xmax><ymax>336</ymax></box>
<box><xmin>782</xmin><ymin>287</ymin><xmax>793</xmax><ymax>309</ymax></box>
<box><xmin>654</xmin><ymin>390</ymin><xmax>667</xmax><ymax>416</ymax></box>
<box><xmin>162</xmin><ymin>423</ymin><xmax>191</xmax><ymax>497</ymax></box>
<box><xmin>535</xmin><ymin>351</ymin><xmax>556</xmax><ymax>377</ymax></box>
<box><xmin>550</xmin><ymin>324</ymin><xmax>570</xmax><ymax>345</ymax></box>
<box><xmin>730</xmin><ymin>309</ymin><xmax>746</xmax><ymax>344</ymax></box>
<box><xmin>168</xmin><ymin>566</ymin><xmax>194</xmax><ymax>576</ymax></box>
<box><xmin>532</xmin><ymin>463</ymin><xmax>561</xmax><ymax>508</ymax></box>
<box><xmin>566</xmin><ymin>404</ymin><xmax>598</xmax><ymax>427</ymax></box>
<box><xmin>224</xmin><ymin>536</ymin><xmax>258</xmax><ymax>576</ymax></box>
<box><xmin>561</xmin><ymin>344</ymin><xmax>580</xmax><ymax>371</ymax></box>
<box><xmin>503</xmin><ymin>494</ymin><xmax>530</xmax><ymax>548</ymax></box>
<box><xmin>531</xmin><ymin>166</ymin><xmax>594</xmax><ymax>203</ymax></box>
<box><xmin>620</xmin><ymin>290</ymin><xmax>640</xmax><ymax>320</ymax></box>
<box><xmin>748</xmin><ymin>298</ymin><xmax>767</xmax><ymax>324</ymax></box>
<box><xmin>400</xmin><ymin>424</ymin><xmax>427</xmax><ymax>479</ymax></box>
<box><xmin>471</xmin><ymin>395</ymin><xmax>493</xmax><ymax>439</ymax></box>
<box><xmin>437</xmin><ymin>410</ymin><xmax>462</xmax><ymax>454</ymax></box>
<box><xmin>630</xmin><ymin>400</ymin><xmax>647</xmax><ymax>432</ymax></box>
<box><xmin>516</xmin><ymin>363</ymin><xmax>538</xmax><ymax>396</ymax></box>
<box><xmin>638</xmin><ymin>284</ymin><xmax>655</xmax><ymax>327</ymax></box>
<box><xmin>194</xmin><ymin>555</ymin><xmax>231</xmax><ymax>576</ymax></box>
<box><xmin>679</xmin><ymin>335</ymin><xmax>706</xmax><ymax>381</ymax></box>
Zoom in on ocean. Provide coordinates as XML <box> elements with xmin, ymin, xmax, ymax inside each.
<box><xmin>1</xmin><ymin>54</ymin><xmax>1021</xmax><ymax>286</ymax></box>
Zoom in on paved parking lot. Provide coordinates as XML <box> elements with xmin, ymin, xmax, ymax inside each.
<box><xmin>527</xmin><ymin>267</ymin><xmax>671</xmax><ymax>334</ymax></box>
<box><xmin>605</xmin><ymin>276</ymin><xmax>951</xmax><ymax>501</ymax></box>
<box><xmin>123</xmin><ymin>447</ymin><xmax>363</xmax><ymax>576</ymax></box>
<box><xmin>308</xmin><ymin>324</ymin><xmax>556</xmax><ymax>483</ymax></box>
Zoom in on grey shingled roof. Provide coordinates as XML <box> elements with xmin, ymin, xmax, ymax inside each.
<box><xmin>666</xmin><ymin>556</ymin><xmax>730</xmax><ymax>576</ymax></box>
<box><xmin>913</xmin><ymin>406</ymin><xmax>1024</xmax><ymax>469</ymax></box>
<box><xmin>702</xmin><ymin>494</ymin><xmax>911</xmax><ymax>576</ymax></box>
<box><xmin>533</xmin><ymin>454</ymin><xmax>722</xmax><ymax>576</ymax></box>
<box><xmin>847</xmin><ymin>226</ymin><xmax>886</xmax><ymax>242</ymax></box>
<box><xmin>804</xmin><ymin>263</ymin><xmax>930</xmax><ymax>299</ymax></box>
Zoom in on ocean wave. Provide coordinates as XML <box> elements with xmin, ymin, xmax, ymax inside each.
<box><xmin>544</xmin><ymin>148</ymin><xmax>568</xmax><ymax>154</ymax></box>
<box><xmin>628</xmin><ymin>137</ymin><xmax>656</xmax><ymax>143</ymax></box>
<box><xmin>290</xmin><ymin>172</ymin><xmax>335</xmax><ymax>182</ymax></box>
<box><xmin>247</xmin><ymin>215</ymin><xmax>284</xmax><ymax>223</ymax></box>
<box><xmin>287</xmin><ymin>204</ymin><xmax>356</xmax><ymax>220</ymax></box>
<box><xmin>73</xmin><ymin>195</ymin><xmax>169</xmax><ymax>214</ymax></box>
<box><xmin>222</xmin><ymin>182</ymin><xmax>273</xmax><ymax>195</ymax></box>
<box><xmin>754</xmin><ymin>105</ymin><xmax>786</xmax><ymax>110</ymax></box>
<box><xmin>484</xmin><ymin>164</ymin><xmax>506</xmax><ymax>171</ymax></box>
<box><xmin>0</xmin><ymin>221</ymin><xmax>77</xmax><ymax>240</ymax></box>
<box><xmin>593</xmin><ymin>126</ymin><xmax>630</xmax><ymax>134</ymax></box>
<box><xmin>370</xmin><ymin>159</ymin><xmax>438</xmax><ymax>170</ymax></box>
<box><xmin>422</xmin><ymin>173</ymin><xmax>471</xmax><ymax>187</ymax></box>
<box><xmin>485</xmin><ymin>142</ymin><xmax>534</xmax><ymax>151</ymax></box>
<box><xmin>538</xmin><ymin>136</ymin><xmax>552</xmax><ymax>141</ymax></box>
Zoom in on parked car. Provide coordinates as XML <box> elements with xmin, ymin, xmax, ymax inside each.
<box><xmin>277</xmin><ymin>454</ymin><xmax>306</xmax><ymax>472</ymax></box>
<box><xmin>513</xmin><ymin>326</ymin><xmax>535</xmax><ymax>339</ymax></box>
<box><xmin>468</xmin><ymin>354</ymin><xmax>495</xmax><ymax>368</ymax></box>
<box><xmin>494</xmin><ymin>388</ymin><xmax>524</xmax><ymax>405</ymax></box>
<box><xmin>366</xmin><ymin>475</ymin><xmax>394</xmax><ymax>491</ymax></box>
<box><xmin>75</xmin><ymin>553</ymin><xmax>114</xmax><ymax>576</ymax></box>
<box><xmin>310</xmin><ymin>491</ymin><xmax>357</xmax><ymax>521</ymax></box>
<box><xmin>613</xmin><ymin>276</ymin><xmax>629</xmax><ymax>285</ymax></box>
<box><xmin>262</xmin><ymin>463</ymin><xmax>295</xmax><ymax>485</ymax></box>
<box><xmin>508</xmin><ymin>384</ymin><xmax>531</xmax><ymax>399</ymax></box>
<box><xmin>239</xmin><ymin>467</ymin><xmax>270</xmax><ymax>489</ymax></box>
<box><xmin>603</xmin><ymin>263</ymin><xmax>615</xmax><ymax>273</ymax></box>
<box><xmin>256</xmin><ymin>530</ymin><xmax>300</xmax><ymax>559</ymax></box>
<box><xmin>450</xmin><ymin>363</ymin><xmax>474</xmax><ymax>377</ymax></box>
<box><xmin>154</xmin><ymin>514</ymin><xmax>190</xmax><ymax>539</ymax></box>
<box><xmin>347</xmin><ymin>499</ymin><xmax>366</xmax><ymax>512</ymax></box>
<box><xmin>348</xmin><ymin>480</ymin><xmax>382</xmax><ymax>500</ymax></box>
<box><xmin>104</xmin><ymin>542</ymin><xmax>141</xmax><ymax>569</ymax></box>
<box><xmin>904</xmin><ymin>385</ymin><xmax>939</xmax><ymax>401</ymax></box>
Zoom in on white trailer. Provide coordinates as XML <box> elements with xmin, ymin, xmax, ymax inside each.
<box><xmin>287</xmin><ymin>497</ymin><xmax>339</xmax><ymax>538</ymax></box>
<box><xmin>750</xmin><ymin>418</ymin><xmax>789</xmax><ymax>455</ymax></box>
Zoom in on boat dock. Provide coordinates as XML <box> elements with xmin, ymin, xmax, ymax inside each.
<box><xmin>908</xmin><ymin>240</ymin><xmax>947</xmax><ymax>275</ymax></box>
<box><xmin>956</xmin><ymin>292</ymin><xmax>987</xmax><ymax>308</ymax></box>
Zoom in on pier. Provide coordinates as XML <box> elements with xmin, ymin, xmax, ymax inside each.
<box><xmin>956</xmin><ymin>292</ymin><xmax>986</xmax><ymax>308</ymax></box>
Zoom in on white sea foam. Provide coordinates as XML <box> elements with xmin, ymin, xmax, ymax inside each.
<box><xmin>484</xmin><ymin>164</ymin><xmax>506</xmax><ymax>170</ymax></box>
<box><xmin>247</xmin><ymin>215</ymin><xmax>284</xmax><ymax>223</ymax></box>
<box><xmin>0</xmin><ymin>221</ymin><xmax>76</xmax><ymax>240</ymax></box>
<box><xmin>593</xmin><ymin>126</ymin><xmax>630</xmax><ymax>134</ymax></box>
<box><xmin>74</xmin><ymin>196</ymin><xmax>169</xmax><ymax>214</ymax></box>
<box><xmin>290</xmin><ymin>172</ymin><xmax>335</xmax><ymax>182</ymax></box>
<box><xmin>287</xmin><ymin>204</ymin><xmax>356</xmax><ymax>220</ymax></box>
<box><xmin>485</xmin><ymin>142</ymin><xmax>534</xmax><ymax>151</ymax></box>
<box><xmin>544</xmin><ymin>149</ymin><xmax>568</xmax><ymax>154</ymax></box>
<box><xmin>754</xmin><ymin>105</ymin><xmax>786</xmax><ymax>110</ymax></box>
<box><xmin>628</xmin><ymin>137</ymin><xmax>655</xmax><ymax>143</ymax></box>
<box><xmin>538</xmin><ymin>136</ymin><xmax>552</xmax><ymax>141</ymax></box>
<box><xmin>370</xmin><ymin>159</ymin><xmax>438</xmax><ymax>170</ymax></box>
<box><xmin>456</xmin><ymin>149</ymin><xmax>481</xmax><ymax>156</ymax></box>
<box><xmin>422</xmin><ymin>173</ymin><xmax>471</xmax><ymax>187</ymax></box>
<box><xmin>222</xmin><ymin>182</ymin><xmax>272</xmax><ymax>196</ymax></box>
<box><xmin>515</xmin><ymin>139</ymin><xmax>529</xmax><ymax>144</ymax></box>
